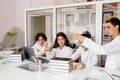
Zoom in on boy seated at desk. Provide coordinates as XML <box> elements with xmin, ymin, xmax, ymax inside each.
<box><xmin>70</xmin><ymin>31</ymin><xmax>98</xmax><ymax>70</ymax></box>
<box><xmin>32</xmin><ymin>32</ymin><xmax>51</xmax><ymax>57</ymax></box>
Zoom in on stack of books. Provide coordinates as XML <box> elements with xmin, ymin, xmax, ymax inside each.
<box><xmin>49</xmin><ymin>57</ymin><xmax>73</xmax><ymax>73</ymax></box>
<box><xmin>87</xmin><ymin>0</ymin><xmax>103</xmax><ymax>2</ymax></box>
<box><xmin>10</xmin><ymin>52</ymin><xmax>22</xmax><ymax>62</ymax></box>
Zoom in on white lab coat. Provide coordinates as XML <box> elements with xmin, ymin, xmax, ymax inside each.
<box><xmin>51</xmin><ymin>46</ymin><xmax>73</xmax><ymax>58</ymax></box>
<box><xmin>70</xmin><ymin>47</ymin><xmax>98</xmax><ymax>67</ymax></box>
<box><xmin>32</xmin><ymin>42</ymin><xmax>45</xmax><ymax>56</ymax></box>
<box><xmin>82</xmin><ymin>35</ymin><xmax>120</xmax><ymax>71</ymax></box>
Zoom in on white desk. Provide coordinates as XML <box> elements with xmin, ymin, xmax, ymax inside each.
<box><xmin>0</xmin><ymin>60</ymin><xmax>120</xmax><ymax>80</ymax></box>
<box><xmin>0</xmin><ymin>51</ymin><xmax>15</xmax><ymax>54</ymax></box>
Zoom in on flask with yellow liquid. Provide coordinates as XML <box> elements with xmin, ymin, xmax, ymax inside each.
<box><xmin>44</xmin><ymin>48</ymin><xmax>50</xmax><ymax>60</ymax></box>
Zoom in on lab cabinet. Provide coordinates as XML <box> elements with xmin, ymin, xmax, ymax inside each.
<box><xmin>25</xmin><ymin>0</ymin><xmax>120</xmax><ymax>66</ymax></box>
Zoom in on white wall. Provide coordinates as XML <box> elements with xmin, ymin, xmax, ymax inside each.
<box><xmin>31</xmin><ymin>0</ymin><xmax>54</xmax><ymax>8</ymax></box>
<box><xmin>15</xmin><ymin>0</ymin><xmax>56</xmax><ymax>31</ymax></box>
<box><xmin>31</xmin><ymin>0</ymin><xmax>74</xmax><ymax>8</ymax></box>
<box><xmin>0</xmin><ymin>0</ymin><xmax>16</xmax><ymax>43</ymax></box>
<box><xmin>16</xmin><ymin>0</ymin><xmax>30</xmax><ymax>31</ymax></box>
<box><xmin>0</xmin><ymin>0</ymin><xmax>75</xmax><ymax>48</ymax></box>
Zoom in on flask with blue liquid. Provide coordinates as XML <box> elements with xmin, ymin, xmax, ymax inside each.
<box><xmin>2</xmin><ymin>48</ymin><xmax>8</xmax><ymax>64</ymax></box>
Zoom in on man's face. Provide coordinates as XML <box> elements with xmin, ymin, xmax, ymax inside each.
<box><xmin>105</xmin><ymin>22</ymin><xmax>119</xmax><ymax>37</ymax></box>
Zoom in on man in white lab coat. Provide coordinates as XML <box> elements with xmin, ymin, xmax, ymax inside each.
<box><xmin>73</xmin><ymin>17</ymin><xmax>120</xmax><ymax>71</ymax></box>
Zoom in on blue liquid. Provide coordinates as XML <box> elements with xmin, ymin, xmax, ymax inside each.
<box><xmin>2</xmin><ymin>59</ymin><xmax>8</xmax><ymax>64</ymax></box>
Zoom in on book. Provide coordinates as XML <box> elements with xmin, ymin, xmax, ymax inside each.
<box><xmin>10</xmin><ymin>52</ymin><xmax>22</xmax><ymax>62</ymax></box>
<box><xmin>10</xmin><ymin>57</ymin><xmax>21</xmax><ymax>60</ymax></box>
<box><xmin>49</xmin><ymin>63</ymin><xmax>73</xmax><ymax>69</ymax></box>
<box><xmin>49</xmin><ymin>57</ymin><xmax>73</xmax><ymax>73</ymax></box>
<box><xmin>10</xmin><ymin>59</ymin><xmax>22</xmax><ymax>62</ymax></box>
<box><xmin>50</xmin><ymin>67</ymin><xmax>73</xmax><ymax>73</ymax></box>
<box><xmin>87</xmin><ymin>0</ymin><xmax>93</xmax><ymax>2</ymax></box>
<box><xmin>50</xmin><ymin>57</ymin><xmax>72</xmax><ymax>64</ymax></box>
<box><xmin>10</xmin><ymin>54</ymin><xmax>21</xmax><ymax>57</ymax></box>
<box><xmin>10</xmin><ymin>52</ymin><xmax>22</xmax><ymax>56</ymax></box>
<box><xmin>49</xmin><ymin>61</ymin><xmax>73</xmax><ymax>67</ymax></box>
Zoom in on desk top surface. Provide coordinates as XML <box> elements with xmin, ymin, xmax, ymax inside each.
<box><xmin>0</xmin><ymin>51</ymin><xmax>120</xmax><ymax>80</ymax></box>
<box><xmin>0</xmin><ymin>60</ymin><xmax>120</xmax><ymax>80</ymax></box>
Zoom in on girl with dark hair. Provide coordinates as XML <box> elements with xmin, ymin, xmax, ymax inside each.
<box><xmin>32</xmin><ymin>32</ymin><xmax>49</xmax><ymax>56</ymax></box>
<box><xmin>73</xmin><ymin>17</ymin><xmax>120</xmax><ymax>71</ymax></box>
<box><xmin>51</xmin><ymin>32</ymin><xmax>73</xmax><ymax>58</ymax></box>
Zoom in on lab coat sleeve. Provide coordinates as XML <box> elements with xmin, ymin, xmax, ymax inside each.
<box><xmin>82</xmin><ymin>38</ymin><xmax>106</xmax><ymax>55</ymax></box>
<box><xmin>49</xmin><ymin>48</ymin><xmax>56</xmax><ymax>59</ymax></box>
<box><xmin>33</xmin><ymin>48</ymin><xmax>45</xmax><ymax>56</ymax></box>
<box><xmin>70</xmin><ymin>47</ymin><xmax>81</xmax><ymax>61</ymax></box>
<box><xmin>85</xmin><ymin>53</ymin><xmax>98</xmax><ymax>67</ymax></box>
<box><xmin>32</xmin><ymin>44</ymin><xmax>45</xmax><ymax>56</ymax></box>
<box><xmin>68</xmin><ymin>47</ymin><xmax>74</xmax><ymax>57</ymax></box>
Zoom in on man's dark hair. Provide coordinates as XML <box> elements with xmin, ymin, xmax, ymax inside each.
<box><xmin>106</xmin><ymin>17</ymin><xmax>120</xmax><ymax>32</ymax></box>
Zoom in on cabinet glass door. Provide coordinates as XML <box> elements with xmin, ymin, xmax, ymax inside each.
<box><xmin>26</xmin><ymin>9</ymin><xmax>53</xmax><ymax>47</ymax></box>
<box><xmin>56</xmin><ymin>5</ymin><xmax>96</xmax><ymax>46</ymax></box>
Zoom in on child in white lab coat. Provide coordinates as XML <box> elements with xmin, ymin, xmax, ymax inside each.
<box><xmin>71</xmin><ymin>31</ymin><xmax>98</xmax><ymax>70</ymax></box>
<box><xmin>50</xmin><ymin>32</ymin><xmax>73</xmax><ymax>58</ymax></box>
<box><xmin>32</xmin><ymin>32</ymin><xmax>50</xmax><ymax>57</ymax></box>
<box><xmin>73</xmin><ymin>17</ymin><xmax>120</xmax><ymax>71</ymax></box>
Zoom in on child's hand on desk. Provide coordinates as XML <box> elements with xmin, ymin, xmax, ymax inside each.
<box><xmin>35</xmin><ymin>50</ymin><xmax>41</xmax><ymax>57</ymax></box>
<box><xmin>73</xmin><ymin>62</ymin><xmax>85</xmax><ymax>70</ymax></box>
